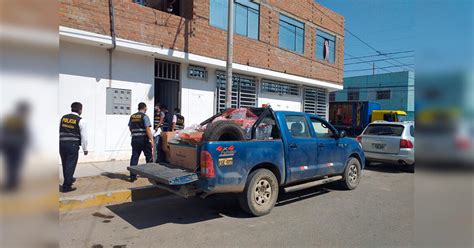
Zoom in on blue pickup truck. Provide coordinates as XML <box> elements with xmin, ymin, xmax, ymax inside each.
<box><xmin>128</xmin><ymin>107</ymin><xmax>365</xmax><ymax>216</ymax></box>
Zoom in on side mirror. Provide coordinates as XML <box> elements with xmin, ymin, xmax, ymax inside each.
<box><xmin>339</xmin><ymin>130</ymin><xmax>346</xmax><ymax>139</ymax></box>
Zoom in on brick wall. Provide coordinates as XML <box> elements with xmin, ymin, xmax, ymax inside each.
<box><xmin>59</xmin><ymin>0</ymin><xmax>344</xmax><ymax>84</ymax></box>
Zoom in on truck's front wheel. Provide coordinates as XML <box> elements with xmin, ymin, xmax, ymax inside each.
<box><xmin>340</xmin><ymin>157</ymin><xmax>362</xmax><ymax>190</ymax></box>
<box><xmin>239</xmin><ymin>169</ymin><xmax>278</xmax><ymax>216</ymax></box>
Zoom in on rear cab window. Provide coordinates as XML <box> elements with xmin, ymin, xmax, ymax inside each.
<box><xmin>284</xmin><ymin>115</ymin><xmax>311</xmax><ymax>138</ymax></box>
<box><xmin>364</xmin><ymin>124</ymin><xmax>405</xmax><ymax>136</ymax></box>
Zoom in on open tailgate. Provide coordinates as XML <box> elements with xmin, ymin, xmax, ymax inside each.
<box><xmin>127</xmin><ymin>163</ymin><xmax>198</xmax><ymax>185</ymax></box>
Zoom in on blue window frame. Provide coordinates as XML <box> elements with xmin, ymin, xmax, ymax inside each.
<box><xmin>209</xmin><ymin>0</ymin><xmax>260</xmax><ymax>40</ymax></box>
<box><xmin>279</xmin><ymin>14</ymin><xmax>305</xmax><ymax>54</ymax></box>
<box><xmin>316</xmin><ymin>29</ymin><xmax>336</xmax><ymax>63</ymax></box>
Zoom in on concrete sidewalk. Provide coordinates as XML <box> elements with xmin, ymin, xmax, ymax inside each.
<box><xmin>59</xmin><ymin>158</ymin><xmax>165</xmax><ymax>211</ymax></box>
<box><xmin>59</xmin><ymin>158</ymin><xmax>147</xmax><ymax>179</ymax></box>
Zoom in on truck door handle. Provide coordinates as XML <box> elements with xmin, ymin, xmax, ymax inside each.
<box><xmin>318</xmin><ymin>143</ymin><xmax>325</xmax><ymax>148</ymax></box>
<box><xmin>289</xmin><ymin>143</ymin><xmax>298</xmax><ymax>149</ymax></box>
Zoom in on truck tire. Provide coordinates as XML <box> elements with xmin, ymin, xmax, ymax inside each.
<box><xmin>238</xmin><ymin>169</ymin><xmax>278</xmax><ymax>216</ymax></box>
<box><xmin>340</xmin><ymin>157</ymin><xmax>361</xmax><ymax>190</ymax></box>
<box><xmin>203</xmin><ymin>121</ymin><xmax>246</xmax><ymax>142</ymax></box>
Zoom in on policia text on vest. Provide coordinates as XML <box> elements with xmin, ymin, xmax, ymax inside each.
<box><xmin>128</xmin><ymin>102</ymin><xmax>154</xmax><ymax>182</ymax></box>
<box><xmin>59</xmin><ymin>102</ymin><xmax>88</xmax><ymax>193</ymax></box>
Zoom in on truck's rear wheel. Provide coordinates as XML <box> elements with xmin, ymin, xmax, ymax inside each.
<box><xmin>340</xmin><ymin>157</ymin><xmax>361</xmax><ymax>190</ymax></box>
<box><xmin>239</xmin><ymin>169</ymin><xmax>278</xmax><ymax>216</ymax></box>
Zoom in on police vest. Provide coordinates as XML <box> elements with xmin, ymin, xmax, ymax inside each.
<box><xmin>175</xmin><ymin>113</ymin><xmax>185</xmax><ymax>130</ymax></box>
<box><xmin>59</xmin><ymin>114</ymin><xmax>81</xmax><ymax>145</ymax></box>
<box><xmin>129</xmin><ymin>112</ymin><xmax>147</xmax><ymax>138</ymax></box>
<box><xmin>162</xmin><ymin>112</ymin><xmax>173</xmax><ymax>132</ymax></box>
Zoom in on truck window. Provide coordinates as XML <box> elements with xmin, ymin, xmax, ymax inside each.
<box><xmin>284</xmin><ymin>115</ymin><xmax>311</xmax><ymax>138</ymax></box>
<box><xmin>256</xmin><ymin>111</ymin><xmax>281</xmax><ymax>140</ymax></box>
<box><xmin>310</xmin><ymin>118</ymin><xmax>334</xmax><ymax>139</ymax></box>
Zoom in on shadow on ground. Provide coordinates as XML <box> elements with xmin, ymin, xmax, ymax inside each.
<box><xmin>364</xmin><ymin>162</ymin><xmax>414</xmax><ymax>173</ymax></box>
<box><xmin>107</xmin><ymin>184</ymin><xmax>334</xmax><ymax>230</ymax></box>
<box><xmin>101</xmin><ymin>172</ymin><xmax>130</xmax><ymax>182</ymax></box>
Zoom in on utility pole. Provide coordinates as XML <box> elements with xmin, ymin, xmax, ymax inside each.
<box><xmin>225</xmin><ymin>0</ymin><xmax>234</xmax><ymax>108</ymax></box>
<box><xmin>372</xmin><ymin>62</ymin><xmax>375</xmax><ymax>75</ymax></box>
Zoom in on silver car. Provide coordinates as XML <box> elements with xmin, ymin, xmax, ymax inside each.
<box><xmin>357</xmin><ymin>121</ymin><xmax>415</xmax><ymax>169</ymax></box>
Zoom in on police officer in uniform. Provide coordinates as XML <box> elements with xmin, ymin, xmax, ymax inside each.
<box><xmin>172</xmin><ymin>107</ymin><xmax>185</xmax><ymax>131</ymax></box>
<box><xmin>160</xmin><ymin>105</ymin><xmax>173</xmax><ymax>132</ymax></box>
<box><xmin>128</xmin><ymin>102</ymin><xmax>154</xmax><ymax>182</ymax></box>
<box><xmin>59</xmin><ymin>102</ymin><xmax>88</xmax><ymax>193</ymax></box>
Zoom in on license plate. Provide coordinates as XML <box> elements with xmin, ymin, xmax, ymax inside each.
<box><xmin>373</xmin><ymin>143</ymin><xmax>386</xmax><ymax>149</ymax></box>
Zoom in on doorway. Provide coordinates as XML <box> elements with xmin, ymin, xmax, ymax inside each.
<box><xmin>155</xmin><ymin>59</ymin><xmax>180</xmax><ymax>114</ymax></box>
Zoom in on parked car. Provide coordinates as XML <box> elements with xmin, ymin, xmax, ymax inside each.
<box><xmin>129</xmin><ymin>107</ymin><xmax>365</xmax><ymax>216</ymax></box>
<box><xmin>357</xmin><ymin>121</ymin><xmax>414</xmax><ymax>171</ymax></box>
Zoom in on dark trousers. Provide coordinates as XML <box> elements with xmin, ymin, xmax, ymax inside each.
<box><xmin>3</xmin><ymin>144</ymin><xmax>26</xmax><ymax>190</ymax></box>
<box><xmin>154</xmin><ymin>135</ymin><xmax>164</xmax><ymax>163</ymax></box>
<box><xmin>130</xmin><ymin>137</ymin><xmax>153</xmax><ymax>178</ymax></box>
<box><xmin>60</xmin><ymin>142</ymin><xmax>79</xmax><ymax>188</ymax></box>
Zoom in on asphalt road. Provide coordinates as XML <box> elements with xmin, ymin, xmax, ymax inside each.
<box><xmin>60</xmin><ymin>164</ymin><xmax>414</xmax><ymax>247</ymax></box>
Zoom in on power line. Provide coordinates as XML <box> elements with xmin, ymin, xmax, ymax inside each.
<box><xmin>345</xmin><ymin>50</ymin><xmax>414</xmax><ymax>61</ymax></box>
<box><xmin>345</xmin><ymin>51</ymin><xmax>393</xmax><ymax>73</ymax></box>
<box><xmin>311</xmin><ymin>6</ymin><xmax>413</xmax><ymax>71</ymax></box>
<box><xmin>345</xmin><ymin>64</ymin><xmax>414</xmax><ymax>72</ymax></box>
<box><xmin>344</xmin><ymin>55</ymin><xmax>414</xmax><ymax>65</ymax></box>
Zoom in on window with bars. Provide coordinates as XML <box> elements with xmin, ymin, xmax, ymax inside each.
<box><xmin>216</xmin><ymin>72</ymin><xmax>257</xmax><ymax>113</ymax></box>
<box><xmin>261</xmin><ymin>79</ymin><xmax>300</xmax><ymax>96</ymax></box>
<box><xmin>155</xmin><ymin>60</ymin><xmax>180</xmax><ymax>81</ymax></box>
<box><xmin>347</xmin><ymin>90</ymin><xmax>359</xmax><ymax>101</ymax></box>
<box><xmin>376</xmin><ymin>90</ymin><xmax>391</xmax><ymax>100</ymax></box>
<box><xmin>303</xmin><ymin>87</ymin><xmax>328</xmax><ymax>119</ymax></box>
<box><xmin>188</xmin><ymin>65</ymin><xmax>208</xmax><ymax>80</ymax></box>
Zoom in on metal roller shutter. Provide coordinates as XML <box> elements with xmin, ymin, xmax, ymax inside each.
<box><xmin>216</xmin><ymin>72</ymin><xmax>257</xmax><ymax>113</ymax></box>
<box><xmin>303</xmin><ymin>87</ymin><xmax>328</xmax><ymax>119</ymax></box>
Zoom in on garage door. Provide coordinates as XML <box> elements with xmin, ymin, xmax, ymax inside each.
<box><xmin>216</xmin><ymin>72</ymin><xmax>257</xmax><ymax>113</ymax></box>
<box><xmin>303</xmin><ymin>87</ymin><xmax>328</xmax><ymax>119</ymax></box>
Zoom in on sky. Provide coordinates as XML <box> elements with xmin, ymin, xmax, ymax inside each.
<box><xmin>316</xmin><ymin>0</ymin><xmax>415</xmax><ymax>77</ymax></box>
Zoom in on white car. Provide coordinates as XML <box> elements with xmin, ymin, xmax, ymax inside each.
<box><xmin>357</xmin><ymin>121</ymin><xmax>415</xmax><ymax>171</ymax></box>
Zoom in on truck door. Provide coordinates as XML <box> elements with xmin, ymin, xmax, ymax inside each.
<box><xmin>282</xmin><ymin>114</ymin><xmax>318</xmax><ymax>183</ymax></box>
<box><xmin>309</xmin><ymin>117</ymin><xmax>346</xmax><ymax>176</ymax></box>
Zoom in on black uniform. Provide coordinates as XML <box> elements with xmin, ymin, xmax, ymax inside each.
<box><xmin>175</xmin><ymin>113</ymin><xmax>185</xmax><ymax>130</ymax></box>
<box><xmin>129</xmin><ymin>112</ymin><xmax>153</xmax><ymax>179</ymax></box>
<box><xmin>59</xmin><ymin>113</ymin><xmax>82</xmax><ymax>189</ymax></box>
<box><xmin>161</xmin><ymin>111</ymin><xmax>173</xmax><ymax>132</ymax></box>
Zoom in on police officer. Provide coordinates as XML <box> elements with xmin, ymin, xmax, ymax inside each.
<box><xmin>172</xmin><ymin>107</ymin><xmax>185</xmax><ymax>131</ymax></box>
<box><xmin>160</xmin><ymin>105</ymin><xmax>173</xmax><ymax>132</ymax></box>
<box><xmin>1</xmin><ymin>102</ymin><xmax>30</xmax><ymax>191</ymax></box>
<box><xmin>154</xmin><ymin>103</ymin><xmax>165</xmax><ymax>132</ymax></box>
<box><xmin>128</xmin><ymin>102</ymin><xmax>154</xmax><ymax>182</ymax></box>
<box><xmin>59</xmin><ymin>102</ymin><xmax>88</xmax><ymax>193</ymax></box>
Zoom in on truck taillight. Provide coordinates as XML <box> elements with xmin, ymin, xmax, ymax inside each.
<box><xmin>400</xmin><ymin>139</ymin><xmax>413</xmax><ymax>149</ymax></box>
<box><xmin>356</xmin><ymin>136</ymin><xmax>362</xmax><ymax>143</ymax></box>
<box><xmin>200</xmin><ymin>151</ymin><xmax>215</xmax><ymax>178</ymax></box>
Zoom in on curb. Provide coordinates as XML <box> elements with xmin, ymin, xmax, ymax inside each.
<box><xmin>59</xmin><ymin>185</ymin><xmax>168</xmax><ymax>211</ymax></box>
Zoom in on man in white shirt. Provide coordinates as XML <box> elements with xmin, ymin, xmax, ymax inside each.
<box><xmin>59</xmin><ymin>102</ymin><xmax>88</xmax><ymax>192</ymax></box>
